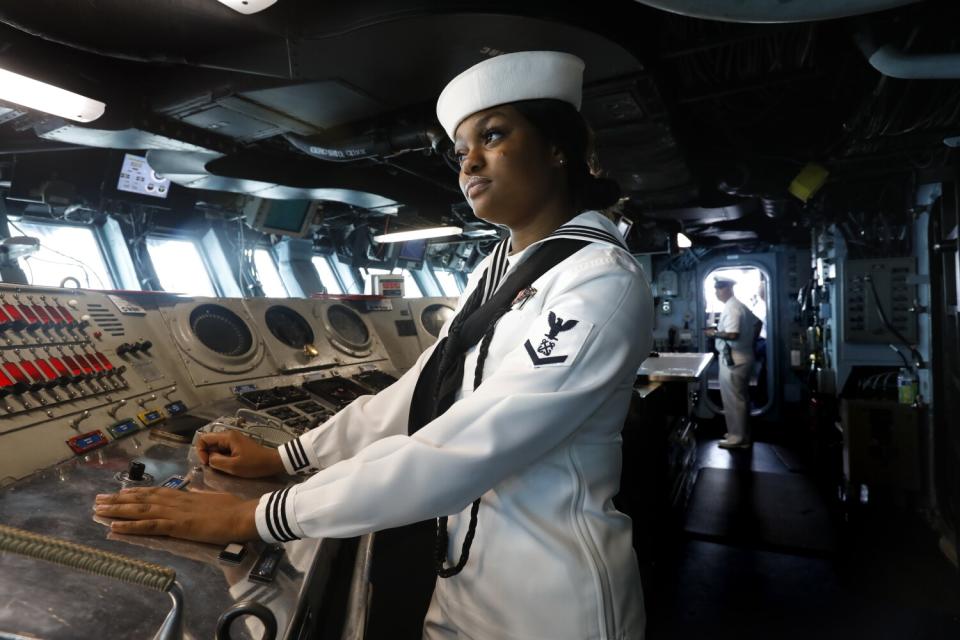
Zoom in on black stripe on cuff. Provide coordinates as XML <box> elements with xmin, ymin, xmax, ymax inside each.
<box><xmin>293</xmin><ymin>439</ymin><xmax>309</xmax><ymax>470</ymax></box>
<box><xmin>264</xmin><ymin>491</ymin><xmax>283</xmax><ymax>542</ymax></box>
<box><xmin>276</xmin><ymin>487</ymin><xmax>299</xmax><ymax>541</ymax></box>
<box><xmin>285</xmin><ymin>439</ymin><xmax>308</xmax><ymax>471</ymax></box>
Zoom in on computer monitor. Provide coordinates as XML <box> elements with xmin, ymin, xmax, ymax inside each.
<box><xmin>244</xmin><ymin>198</ymin><xmax>319</xmax><ymax>238</ymax></box>
<box><xmin>396</xmin><ymin>238</ymin><xmax>427</xmax><ymax>267</ymax></box>
<box><xmin>116</xmin><ymin>153</ymin><xmax>171</xmax><ymax>200</ymax></box>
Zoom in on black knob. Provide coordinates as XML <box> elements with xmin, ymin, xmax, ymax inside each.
<box><xmin>128</xmin><ymin>461</ymin><xmax>145</xmax><ymax>482</ymax></box>
<box><xmin>116</xmin><ymin>343</ymin><xmax>133</xmax><ymax>356</ymax></box>
<box><xmin>138</xmin><ymin>340</ymin><xmax>152</xmax><ymax>353</ymax></box>
<box><xmin>11</xmin><ymin>380</ymin><xmax>28</xmax><ymax>394</ymax></box>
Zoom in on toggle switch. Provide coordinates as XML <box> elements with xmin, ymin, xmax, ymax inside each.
<box><xmin>137</xmin><ymin>394</ymin><xmax>157</xmax><ymax>408</ymax></box>
<box><xmin>69</xmin><ymin>410</ymin><xmax>90</xmax><ymax>431</ymax></box>
<box><xmin>107</xmin><ymin>399</ymin><xmax>127</xmax><ymax>418</ymax></box>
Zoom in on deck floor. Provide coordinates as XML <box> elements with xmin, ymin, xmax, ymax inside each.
<box><xmin>646</xmin><ymin>439</ymin><xmax>960</xmax><ymax>639</ymax></box>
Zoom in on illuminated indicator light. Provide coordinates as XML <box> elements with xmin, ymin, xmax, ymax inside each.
<box><xmin>74</xmin><ymin>354</ymin><xmax>95</xmax><ymax>377</ymax></box>
<box><xmin>18</xmin><ymin>304</ymin><xmax>39</xmax><ymax>325</ymax></box>
<box><xmin>34</xmin><ymin>359</ymin><xmax>59</xmax><ymax>388</ymax></box>
<box><xmin>86</xmin><ymin>354</ymin><xmax>105</xmax><ymax>374</ymax></box>
<box><xmin>66</xmin><ymin>430</ymin><xmax>108</xmax><ymax>455</ymax></box>
<box><xmin>32</xmin><ymin>305</ymin><xmax>51</xmax><ymax>325</ymax></box>
<box><xmin>95</xmin><ymin>352</ymin><xmax>114</xmax><ymax>371</ymax></box>
<box><xmin>48</xmin><ymin>356</ymin><xmax>69</xmax><ymax>376</ymax></box>
<box><xmin>19</xmin><ymin>360</ymin><xmax>43</xmax><ymax>381</ymax></box>
<box><xmin>60</xmin><ymin>355</ymin><xmax>84</xmax><ymax>383</ymax></box>
<box><xmin>2</xmin><ymin>362</ymin><xmax>29</xmax><ymax>394</ymax></box>
<box><xmin>56</xmin><ymin>305</ymin><xmax>76</xmax><ymax>325</ymax></box>
<box><xmin>45</xmin><ymin>305</ymin><xmax>64</xmax><ymax>324</ymax></box>
<box><xmin>0</xmin><ymin>368</ymin><xmax>13</xmax><ymax>397</ymax></box>
<box><xmin>2</xmin><ymin>304</ymin><xmax>25</xmax><ymax>330</ymax></box>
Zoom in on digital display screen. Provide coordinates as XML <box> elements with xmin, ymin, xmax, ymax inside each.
<box><xmin>397</xmin><ymin>239</ymin><xmax>427</xmax><ymax>263</ymax></box>
<box><xmin>261</xmin><ymin>200</ymin><xmax>311</xmax><ymax>232</ymax></box>
<box><xmin>116</xmin><ymin>153</ymin><xmax>171</xmax><ymax>199</ymax></box>
<box><xmin>617</xmin><ymin>217</ymin><xmax>633</xmax><ymax>240</ymax></box>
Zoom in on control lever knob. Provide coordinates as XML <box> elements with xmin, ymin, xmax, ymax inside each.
<box><xmin>138</xmin><ymin>340</ymin><xmax>153</xmax><ymax>353</ymax></box>
<box><xmin>116</xmin><ymin>343</ymin><xmax>133</xmax><ymax>356</ymax></box>
<box><xmin>128</xmin><ymin>461</ymin><xmax>145</xmax><ymax>482</ymax></box>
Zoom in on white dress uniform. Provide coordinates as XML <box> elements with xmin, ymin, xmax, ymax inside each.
<box><xmin>255</xmin><ymin>211</ymin><xmax>653</xmax><ymax>639</ymax></box>
<box><xmin>716</xmin><ymin>295</ymin><xmax>758</xmax><ymax>444</ymax></box>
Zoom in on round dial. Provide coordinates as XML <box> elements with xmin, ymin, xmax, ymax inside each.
<box><xmin>189</xmin><ymin>304</ymin><xmax>254</xmax><ymax>357</ymax></box>
<box><xmin>421</xmin><ymin>304</ymin><xmax>456</xmax><ymax>338</ymax></box>
<box><xmin>326</xmin><ymin>305</ymin><xmax>369</xmax><ymax>348</ymax></box>
<box><xmin>265</xmin><ymin>305</ymin><xmax>315</xmax><ymax>349</ymax></box>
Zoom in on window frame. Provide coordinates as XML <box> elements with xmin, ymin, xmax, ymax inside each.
<box><xmin>253</xmin><ymin>245</ymin><xmax>290</xmax><ymax>298</ymax></box>
<box><xmin>145</xmin><ymin>232</ymin><xmax>222</xmax><ymax>297</ymax></box>
<box><xmin>311</xmin><ymin>254</ymin><xmax>346</xmax><ymax>295</ymax></box>
<box><xmin>14</xmin><ymin>217</ymin><xmax>121</xmax><ymax>290</ymax></box>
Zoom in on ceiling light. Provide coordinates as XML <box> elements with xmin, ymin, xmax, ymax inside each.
<box><xmin>216</xmin><ymin>0</ymin><xmax>278</xmax><ymax>15</ymax></box>
<box><xmin>0</xmin><ymin>68</ymin><xmax>105</xmax><ymax>122</ymax></box>
<box><xmin>676</xmin><ymin>232</ymin><xmax>692</xmax><ymax>249</ymax></box>
<box><xmin>374</xmin><ymin>226</ymin><xmax>463</xmax><ymax>243</ymax></box>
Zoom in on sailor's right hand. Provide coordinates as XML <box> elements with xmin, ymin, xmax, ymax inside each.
<box><xmin>195</xmin><ymin>430</ymin><xmax>285</xmax><ymax>478</ymax></box>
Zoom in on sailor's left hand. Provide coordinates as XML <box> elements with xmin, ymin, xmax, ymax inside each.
<box><xmin>95</xmin><ymin>487</ymin><xmax>260</xmax><ymax>545</ymax></box>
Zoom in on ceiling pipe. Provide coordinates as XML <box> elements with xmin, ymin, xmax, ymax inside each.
<box><xmin>634</xmin><ymin>0</ymin><xmax>920</xmax><ymax>23</ymax></box>
<box><xmin>854</xmin><ymin>30</ymin><xmax>960</xmax><ymax>80</ymax></box>
<box><xmin>284</xmin><ymin>124</ymin><xmax>444</xmax><ymax>163</ymax></box>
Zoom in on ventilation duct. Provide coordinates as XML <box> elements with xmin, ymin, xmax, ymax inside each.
<box><xmin>144</xmin><ymin>150</ymin><xmax>399</xmax><ymax>210</ymax></box>
<box><xmin>634</xmin><ymin>0</ymin><xmax>920</xmax><ymax>23</ymax></box>
<box><xmin>284</xmin><ymin>124</ymin><xmax>443</xmax><ymax>163</ymax></box>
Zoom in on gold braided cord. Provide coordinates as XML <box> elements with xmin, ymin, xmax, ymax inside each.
<box><xmin>0</xmin><ymin>523</ymin><xmax>175</xmax><ymax>592</ymax></box>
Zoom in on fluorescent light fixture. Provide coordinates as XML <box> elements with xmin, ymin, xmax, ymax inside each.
<box><xmin>677</xmin><ymin>232</ymin><xmax>692</xmax><ymax>248</ymax></box>
<box><xmin>216</xmin><ymin>0</ymin><xmax>278</xmax><ymax>15</ymax></box>
<box><xmin>0</xmin><ymin>67</ymin><xmax>105</xmax><ymax>122</ymax></box>
<box><xmin>374</xmin><ymin>226</ymin><xmax>462</xmax><ymax>243</ymax></box>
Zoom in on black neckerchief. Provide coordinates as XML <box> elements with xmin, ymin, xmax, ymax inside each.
<box><xmin>406</xmin><ymin>237</ymin><xmax>588</xmax><ymax>577</ymax></box>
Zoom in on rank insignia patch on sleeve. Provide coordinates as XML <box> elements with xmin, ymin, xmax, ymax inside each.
<box><xmin>523</xmin><ymin>311</ymin><xmax>593</xmax><ymax>368</ymax></box>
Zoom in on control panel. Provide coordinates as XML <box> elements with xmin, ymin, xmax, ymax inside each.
<box><xmin>843</xmin><ymin>257</ymin><xmax>917</xmax><ymax>344</ymax></box>
<box><xmin>0</xmin><ymin>284</ymin><xmax>451</xmax><ymax>639</ymax></box>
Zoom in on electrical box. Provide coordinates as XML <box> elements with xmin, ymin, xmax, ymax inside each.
<box><xmin>843</xmin><ymin>257</ymin><xmax>917</xmax><ymax>344</ymax></box>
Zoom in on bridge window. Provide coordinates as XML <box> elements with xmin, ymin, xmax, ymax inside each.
<box><xmin>311</xmin><ymin>256</ymin><xmax>343</xmax><ymax>294</ymax></box>
<box><xmin>361</xmin><ymin>268</ymin><xmax>422</xmax><ymax>297</ymax></box>
<box><xmin>434</xmin><ymin>270</ymin><xmax>463</xmax><ymax>296</ymax></box>
<box><xmin>146</xmin><ymin>236</ymin><xmax>216</xmax><ymax>297</ymax></box>
<box><xmin>13</xmin><ymin>219</ymin><xmax>116</xmax><ymax>289</ymax></box>
<box><xmin>253</xmin><ymin>249</ymin><xmax>288</xmax><ymax>297</ymax></box>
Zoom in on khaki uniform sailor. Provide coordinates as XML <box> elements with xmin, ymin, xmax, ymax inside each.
<box><xmin>712</xmin><ymin>277</ymin><xmax>758</xmax><ymax>449</ymax></box>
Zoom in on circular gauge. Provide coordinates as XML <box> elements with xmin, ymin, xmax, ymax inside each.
<box><xmin>189</xmin><ymin>304</ymin><xmax>254</xmax><ymax>357</ymax></box>
<box><xmin>265</xmin><ymin>305</ymin><xmax>315</xmax><ymax>349</ymax></box>
<box><xmin>421</xmin><ymin>304</ymin><xmax>456</xmax><ymax>338</ymax></box>
<box><xmin>325</xmin><ymin>304</ymin><xmax>372</xmax><ymax>356</ymax></box>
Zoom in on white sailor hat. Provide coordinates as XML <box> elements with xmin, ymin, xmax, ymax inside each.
<box><xmin>436</xmin><ymin>51</ymin><xmax>585</xmax><ymax>141</ymax></box>
<box><xmin>714</xmin><ymin>277</ymin><xmax>737</xmax><ymax>288</ymax></box>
